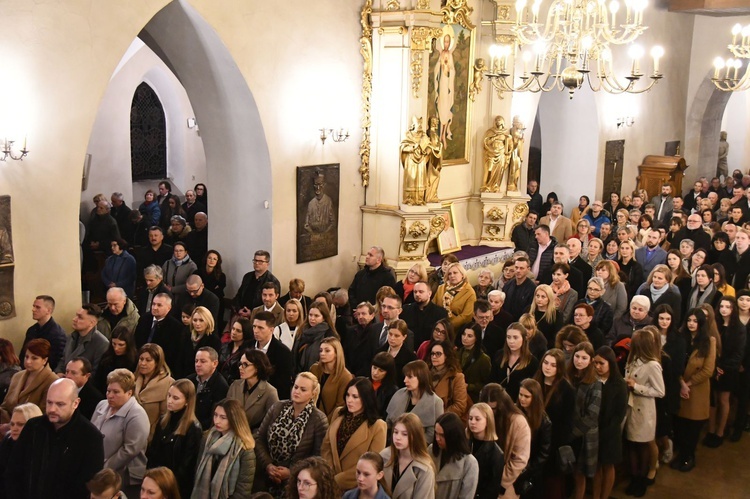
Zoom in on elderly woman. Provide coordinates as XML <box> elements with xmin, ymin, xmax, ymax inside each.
<box><xmin>226</xmin><ymin>349</ymin><xmax>279</xmax><ymax>431</ymax></box>
<box><xmin>255</xmin><ymin>372</ymin><xmax>329</xmax><ymax>495</ymax></box>
<box><xmin>473</xmin><ymin>269</ymin><xmax>496</xmax><ymax>301</ymax></box>
<box><xmin>607</xmin><ymin>296</ymin><xmax>653</xmax><ymax>345</ymax></box>
<box><xmin>166</xmin><ymin>215</ymin><xmax>191</xmax><ymax>245</ymax></box>
<box><xmin>433</xmin><ymin>262</ymin><xmax>477</xmax><ymax>331</ymax></box>
<box><xmin>395</xmin><ymin>263</ymin><xmax>428</xmax><ymax>306</ymax></box>
<box><xmin>0</xmin><ymin>339</ymin><xmax>57</xmax><ymax>423</ymax></box>
<box><xmin>91</xmin><ymin>368</ymin><xmax>151</xmax><ymax>493</ymax></box>
<box><xmin>101</xmin><ymin>238</ymin><xmax>137</xmax><ymax>298</ymax></box>
<box><xmin>0</xmin><ymin>402</ymin><xmax>42</xmax><ymax>495</ymax></box>
<box><xmin>134</xmin><ymin>344</ymin><xmax>174</xmax><ymax>442</ymax></box>
<box><xmin>595</xmin><ymin>260</ymin><xmax>629</xmax><ymax>321</ymax></box>
<box><xmin>161</xmin><ymin>242</ymin><xmax>197</xmax><ymax>295</ymax></box>
<box><xmin>583</xmin><ymin>277</ymin><xmax>616</xmax><ymax>335</ymax></box>
<box><xmin>494</xmin><ymin>259</ymin><xmax>516</xmax><ymax>290</ymax></box>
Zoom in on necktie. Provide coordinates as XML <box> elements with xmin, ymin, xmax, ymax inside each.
<box><xmin>148</xmin><ymin>319</ymin><xmax>158</xmax><ymax>343</ymax></box>
<box><xmin>379</xmin><ymin>323</ymin><xmax>388</xmax><ymax>346</ymax></box>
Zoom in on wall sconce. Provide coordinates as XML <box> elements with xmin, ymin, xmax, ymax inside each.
<box><xmin>1</xmin><ymin>138</ymin><xmax>28</xmax><ymax>161</ymax></box>
<box><xmin>616</xmin><ymin>117</ymin><xmax>635</xmax><ymax>129</ymax></box>
<box><xmin>319</xmin><ymin>128</ymin><xmax>349</xmax><ymax>145</ymax></box>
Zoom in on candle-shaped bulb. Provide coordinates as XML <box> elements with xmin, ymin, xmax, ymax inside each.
<box><xmin>650</xmin><ymin>45</ymin><xmax>663</xmax><ymax>73</ymax></box>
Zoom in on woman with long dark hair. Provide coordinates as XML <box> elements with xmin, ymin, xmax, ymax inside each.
<box><xmin>712</xmin><ymin>262</ymin><xmax>735</xmax><ymax>298</ymax></box>
<box><xmin>491</xmin><ymin>323</ymin><xmax>539</xmax><ymax>400</ymax></box>
<box><xmin>134</xmin><ymin>343</ymin><xmax>174</xmax><ymax>442</ymax></box>
<box><xmin>429</xmin><ymin>412</ymin><xmax>479</xmax><ymax>498</ymax></box>
<box><xmin>226</xmin><ymin>349</ymin><xmax>279</xmax><ymax>431</ymax></box>
<box><xmin>219</xmin><ymin>318</ymin><xmax>252</xmax><ymax>384</ymax></box>
<box><xmin>567</xmin><ymin>342</ymin><xmax>602</xmax><ymax>499</ymax></box>
<box><xmin>292</xmin><ymin>303</ymin><xmax>338</xmax><ymax>375</ymax></box>
<box><xmin>457</xmin><ymin>324</ymin><xmax>491</xmax><ymax>403</ymax></box>
<box><xmin>321</xmin><ymin>377</ymin><xmax>387</xmax><ymax>490</ymax></box>
<box><xmin>381</xmin><ymin>320</ymin><xmax>417</xmax><ymax>387</ymax></box>
<box><xmin>704</xmin><ymin>297</ymin><xmax>746</xmax><ymax>447</ymax></box>
<box><xmin>426</xmin><ymin>340</ymin><xmax>468</xmax><ymax>418</ymax></box>
<box><xmin>94</xmin><ymin>325</ymin><xmax>138</xmax><ymax>394</ymax></box>
<box><xmin>369</xmin><ymin>352</ymin><xmax>398</xmax><ymax>419</ymax></box>
<box><xmin>386</xmin><ymin>360</ymin><xmax>444</xmax><ymax>444</ymax></box>
<box><xmin>198</xmin><ymin>250</ymin><xmax>226</xmax><ymax>307</ymax></box>
<box><xmin>146</xmin><ymin>379</ymin><xmax>202</xmax><ymax>498</ymax></box>
<box><xmin>416</xmin><ymin>319</ymin><xmax>455</xmax><ymax>361</ymax></box>
<box><xmin>533</xmin><ymin>349</ymin><xmax>575</xmax><ymax>499</ymax></box>
<box><xmin>515</xmin><ymin>379</ymin><xmax>551</xmax><ymax>499</ymax></box>
<box><xmin>672</xmin><ymin>309</ymin><xmax>716</xmax><ymax>472</ymax></box>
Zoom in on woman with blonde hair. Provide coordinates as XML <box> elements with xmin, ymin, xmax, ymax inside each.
<box><xmin>595</xmin><ymin>260</ymin><xmax>628</xmax><ymax>321</ymax></box>
<box><xmin>275</xmin><ymin>298</ymin><xmax>306</xmax><ymax>350</ymax></box>
<box><xmin>467</xmin><ymin>402</ymin><xmax>506</xmax><ymax>499</ymax></box>
<box><xmin>586</xmin><ymin>238</ymin><xmax>605</xmax><ymax>268</ymax></box>
<box><xmin>617</xmin><ymin>240</ymin><xmax>644</xmax><ymax>300</ymax></box>
<box><xmin>491</xmin><ymin>323</ymin><xmax>539</xmax><ymax>400</ymax></box>
<box><xmin>530</xmin><ymin>284</ymin><xmax>564</xmax><ymax>344</ymax></box>
<box><xmin>433</xmin><ymin>262</ymin><xmax>477</xmax><ymax>330</ymax></box>
<box><xmin>571</xmin><ymin>218</ymin><xmax>594</xmax><ymax>252</ymax></box>
<box><xmin>134</xmin><ymin>343</ymin><xmax>174</xmax><ymax>442</ymax></box>
<box><xmin>380</xmin><ymin>412</ymin><xmax>436</xmax><ymax>499</ymax></box>
<box><xmin>0</xmin><ymin>402</ymin><xmax>42</xmax><ymax>494</ymax></box>
<box><xmin>395</xmin><ymin>263</ymin><xmax>428</xmax><ymax>306</ymax></box>
<box><xmin>518</xmin><ymin>313</ymin><xmax>548</xmax><ymax>362</ymax></box>
<box><xmin>147</xmin><ymin>379</ymin><xmax>202</xmax><ymax>498</ymax></box>
<box><xmin>192</xmin><ymin>398</ymin><xmax>256</xmax><ymax>498</ymax></box>
<box><xmin>637</xmin><ymin>264</ymin><xmax>683</xmax><ymax>320</ymax></box>
<box><xmin>255</xmin><ymin>372</ymin><xmax>329</xmax><ymax>495</ymax></box>
<box><xmin>190</xmin><ymin>305</ymin><xmax>221</xmax><ymax>354</ymax></box>
<box><xmin>321</xmin><ymin>377</ymin><xmax>387</xmax><ymax>490</ymax></box>
<box><xmin>311</xmin><ymin>337</ymin><xmax>354</xmax><ymax>420</ymax></box>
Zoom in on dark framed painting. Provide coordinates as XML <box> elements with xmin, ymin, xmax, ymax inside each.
<box><xmin>427</xmin><ymin>23</ymin><xmax>475</xmax><ymax>165</ymax></box>
<box><xmin>0</xmin><ymin>195</ymin><xmax>15</xmax><ymax>320</ymax></box>
<box><xmin>296</xmin><ymin>164</ymin><xmax>339</xmax><ymax>263</ymax></box>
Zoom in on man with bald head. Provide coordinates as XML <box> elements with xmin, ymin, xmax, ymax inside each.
<box><xmin>671</xmin><ymin>213</ymin><xmax>711</xmax><ymax>251</ymax></box>
<box><xmin>6</xmin><ymin>378</ymin><xmax>104</xmax><ymax>499</ymax></box>
<box><xmin>348</xmin><ymin>246</ymin><xmax>396</xmax><ymax>309</ymax></box>
<box><xmin>97</xmin><ymin>287</ymin><xmax>140</xmax><ymax>339</ymax></box>
<box><xmin>174</xmin><ymin>274</ymin><xmax>220</xmax><ymax>324</ymax></box>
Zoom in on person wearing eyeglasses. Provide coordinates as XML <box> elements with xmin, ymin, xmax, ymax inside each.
<box><xmin>427</xmin><ymin>340</ymin><xmax>468</xmax><ymax>419</ymax></box>
<box><xmin>287</xmin><ymin>456</ymin><xmax>341</xmax><ymax>499</ymax></box>
<box><xmin>231</xmin><ymin>250</ymin><xmax>281</xmax><ymax>318</ymax></box>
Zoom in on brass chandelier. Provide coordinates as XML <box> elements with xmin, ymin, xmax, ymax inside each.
<box><xmin>712</xmin><ymin>23</ymin><xmax>750</xmax><ymax>92</ymax></box>
<box><xmin>485</xmin><ymin>0</ymin><xmax>664</xmax><ymax>98</ymax></box>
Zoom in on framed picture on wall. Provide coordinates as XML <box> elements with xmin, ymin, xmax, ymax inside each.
<box><xmin>296</xmin><ymin>163</ymin><xmax>339</xmax><ymax>263</ymax></box>
<box><xmin>427</xmin><ymin>23</ymin><xmax>475</xmax><ymax>165</ymax></box>
<box><xmin>438</xmin><ymin>202</ymin><xmax>462</xmax><ymax>255</ymax></box>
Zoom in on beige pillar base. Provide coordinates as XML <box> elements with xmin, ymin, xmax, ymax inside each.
<box><xmin>479</xmin><ymin>192</ymin><xmax>530</xmax><ymax>246</ymax></box>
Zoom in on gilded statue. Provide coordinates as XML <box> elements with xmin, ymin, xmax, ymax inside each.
<box><xmin>400</xmin><ymin>117</ymin><xmax>430</xmax><ymax>205</ymax></box>
<box><xmin>425</xmin><ymin>116</ymin><xmax>442</xmax><ymax>203</ymax></box>
<box><xmin>481</xmin><ymin>116</ymin><xmax>512</xmax><ymax>193</ymax></box>
<box><xmin>508</xmin><ymin>115</ymin><xmax>526</xmax><ymax>192</ymax></box>
<box><xmin>469</xmin><ymin>58</ymin><xmax>486</xmax><ymax>102</ymax></box>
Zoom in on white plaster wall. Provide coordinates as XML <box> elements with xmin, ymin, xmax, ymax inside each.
<box><xmin>721</xmin><ymin>91</ymin><xmax>750</xmax><ymax>174</ymax></box>
<box><xmin>81</xmin><ymin>40</ymin><xmax>206</xmax><ymax>217</ymax></box>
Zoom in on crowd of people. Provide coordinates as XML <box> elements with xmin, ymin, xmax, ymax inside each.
<box><xmin>1</xmin><ymin>174</ymin><xmax>748</xmax><ymax>499</ymax></box>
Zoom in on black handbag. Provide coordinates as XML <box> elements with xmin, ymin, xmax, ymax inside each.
<box><xmin>557</xmin><ymin>445</ymin><xmax>576</xmax><ymax>474</ymax></box>
<box><xmin>514</xmin><ymin>477</ymin><xmax>534</xmax><ymax>496</ymax></box>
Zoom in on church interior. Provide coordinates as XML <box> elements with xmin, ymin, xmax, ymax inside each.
<box><xmin>1</xmin><ymin>0</ymin><xmax>750</xmax><ymax>495</ymax></box>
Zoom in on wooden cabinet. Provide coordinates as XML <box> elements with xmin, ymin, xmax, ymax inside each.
<box><xmin>636</xmin><ymin>155</ymin><xmax>688</xmax><ymax>200</ymax></box>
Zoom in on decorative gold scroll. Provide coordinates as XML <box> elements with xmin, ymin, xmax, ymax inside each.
<box><xmin>441</xmin><ymin>0</ymin><xmax>475</xmax><ymax>30</ymax></box>
<box><xmin>359</xmin><ymin>0</ymin><xmax>373</xmax><ymax>187</ymax></box>
<box><xmin>410</xmin><ymin>26</ymin><xmax>443</xmax><ymax>98</ymax></box>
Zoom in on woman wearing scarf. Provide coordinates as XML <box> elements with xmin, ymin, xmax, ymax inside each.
<box><xmin>432</xmin><ymin>262</ymin><xmax>476</xmax><ymax>331</ymax></box>
<box><xmin>636</xmin><ymin>265</ymin><xmax>683</xmax><ymax>320</ymax></box>
<box><xmin>570</xmin><ymin>195</ymin><xmax>590</xmax><ymax>226</ymax></box>
<box><xmin>255</xmin><ymin>372</ymin><xmax>329</xmax><ymax>497</ymax></box>
<box><xmin>291</xmin><ymin>303</ymin><xmax>338</xmax><ymax>375</ymax></box>
<box><xmin>192</xmin><ymin>398</ymin><xmax>255</xmax><ymax>499</ymax></box>
<box><xmin>427</xmin><ymin>340</ymin><xmax>469</xmax><ymax>419</ymax></box>
<box><xmin>687</xmin><ymin>264</ymin><xmax>723</xmax><ymax>311</ymax></box>
<box><xmin>161</xmin><ymin>242</ymin><xmax>198</xmax><ymax>295</ymax></box>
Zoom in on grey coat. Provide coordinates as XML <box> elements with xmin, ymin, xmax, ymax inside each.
<box><xmin>572</xmin><ymin>380</ymin><xmax>602</xmax><ymax>478</ymax></box>
<box><xmin>162</xmin><ymin>258</ymin><xmax>198</xmax><ymax>295</ymax></box>
<box><xmin>226</xmin><ymin>379</ymin><xmax>279</xmax><ymax>431</ymax></box>
<box><xmin>602</xmin><ymin>282</ymin><xmax>628</xmax><ymax>321</ymax></box>
<box><xmin>381</xmin><ymin>447</ymin><xmax>436</xmax><ymax>499</ymax></box>
<box><xmin>386</xmin><ymin>388</ymin><xmax>444</xmax><ymax>444</ymax></box>
<box><xmin>55</xmin><ymin>328</ymin><xmax>110</xmax><ymax>374</ymax></box>
<box><xmin>91</xmin><ymin>396</ymin><xmax>150</xmax><ymax>483</ymax></box>
<box><xmin>428</xmin><ymin>445</ymin><xmax>479</xmax><ymax>499</ymax></box>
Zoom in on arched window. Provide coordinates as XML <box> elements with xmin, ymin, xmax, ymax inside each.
<box><xmin>130</xmin><ymin>82</ymin><xmax>167</xmax><ymax>180</ymax></box>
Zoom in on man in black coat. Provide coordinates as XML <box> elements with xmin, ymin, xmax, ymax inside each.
<box><xmin>181</xmin><ymin>190</ymin><xmax>207</xmax><ymax>228</ymax></box>
<box><xmin>528</xmin><ymin>226</ymin><xmax>557</xmax><ymax>283</ymax></box>
<box><xmin>63</xmin><ymin>357</ymin><xmax>104</xmax><ymax>420</ymax></box>
<box><xmin>400</xmin><ymin>281</ymin><xmax>448</xmax><ymax>347</ymax></box>
<box><xmin>21</xmin><ymin>295</ymin><xmax>67</xmax><ymax>371</ymax></box>
<box><xmin>367</xmin><ymin>295</ymin><xmax>415</xmax><ymax>352</ymax></box>
<box><xmin>671</xmin><ymin>214</ymin><xmax>711</xmax><ymax>251</ymax></box>
<box><xmin>184</xmin><ymin>212</ymin><xmax>208</xmax><ymax>265</ymax></box>
<box><xmin>110</xmin><ymin>192</ymin><xmax>132</xmax><ymax>242</ymax></box>
<box><xmin>468</xmin><ymin>299</ymin><xmax>505</xmax><ymax>360</ymax></box>
<box><xmin>136</xmin><ymin>265</ymin><xmax>172</xmax><ymax>315</ymax></box>
<box><xmin>343</xmin><ymin>302</ymin><xmax>379</xmax><ymax>378</ymax></box>
<box><xmin>5</xmin><ymin>379</ymin><xmax>104</xmax><ymax>499</ymax></box>
<box><xmin>136</xmin><ymin>226</ymin><xmax>173</xmax><ymax>277</ymax></box>
<box><xmin>232</xmin><ymin>250</ymin><xmax>281</xmax><ymax>314</ymax></box>
<box><xmin>527</xmin><ymin>180</ymin><xmax>543</xmax><ymax>216</ymax></box>
<box><xmin>187</xmin><ymin>347</ymin><xmax>229</xmax><ymax>430</ymax></box>
<box><xmin>503</xmin><ymin>257</ymin><xmax>538</xmax><ymax>320</ymax></box>
<box><xmin>731</xmin><ymin>229</ymin><xmax>750</xmax><ymax>289</ymax></box>
<box><xmin>252</xmin><ymin>311</ymin><xmax>293</xmax><ymax>399</ymax></box>
<box><xmin>566</xmin><ymin>238</ymin><xmax>593</xmax><ymax>284</ymax></box>
<box><xmin>348</xmin><ymin>246</ymin><xmax>396</xmax><ymax>310</ymax></box>
<box><xmin>134</xmin><ymin>293</ymin><xmax>192</xmax><ymax>379</ymax></box>
<box><xmin>173</xmin><ymin>274</ymin><xmax>220</xmax><ymax>324</ymax></box>
<box><xmin>511</xmin><ymin>211</ymin><xmax>538</xmax><ymax>253</ymax></box>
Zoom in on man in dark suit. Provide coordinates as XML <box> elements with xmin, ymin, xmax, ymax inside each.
<box><xmin>21</xmin><ymin>295</ymin><xmax>67</xmax><ymax>372</ymax></box>
<box><xmin>511</xmin><ymin>211</ymin><xmax>538</xmax><ymax>253</ymax></box>
<box><xmin>468</xmin><ymin>299</ymin><xmax>505</xmax><ymax>360</ymax></box>
<box><xmin>136</xmin><ymin>226</ymin><xmax>173</xmax><ymax>278</ymax></box>
<box><xmin>249</xmin><ymin>282</ymin><xmax>284</xmax><ymax>327</ymax></box>
<box><xmin>134</xmin><ymin>293</ymin><xmax>192</xmax><ymax>379</ymax></box>
<box><xmin>343</xmin><ymin>302</ymin><xmax>379</xmax><ymax>377</ymax></box>
<box><xmin>367</xmin><ymin>294</ymin><xmax>415</xmax><ymax>352</ymax></box>
<box><xmin>252</xmin><ymin>311</ymin><xmax>293</xmax><ymax>399</ymax></box>
<box><xmin>731</xmin><ymin>229</ymin><xmax>750</xmax><ymax>289</ymax></box>
<box><xmin>635</xmin><ymin>231</ymin><xmax>668</xmax><ymax>276</ymax></box>
<box><xmin>683</xmin><ymin>180</ymin><xmax>704</xmax><ymax>214</ymax></box>
<box><xmin>136</xmin><ymin>265</ymin><xmax>172</xmax><ymax>315</ymax></box>
<box><xmin>173</xmin><ymin>274</ymin><xmax>220</xmax><ymax>324</ymax></box>
<box><xmin>187</xmin><ymin>347</ymin><xmax>229</xmax><ymax>430</ymax></box>
<box><xmin>181</xmin><ymin>189</ymin><xmax>207</xmax><ymax>228</ymax></box>
<box><xmin>64</xmin><ymin>357</ymin><xmax>104</xmax><ymax>420</ymax></box>
<box><xmin>400</xmin><ymin>281</ymin><xmax>448</xmax><ymax>347</ymax></box>
<box><xmin>348</xmin><ymin>246</ymin><xmax>396</xmax><ymax>310</ymax></box>
<box><xmin>566</xmin><ymin>238</ymin><xmax>593</xmax><ymax>284</ymax></box>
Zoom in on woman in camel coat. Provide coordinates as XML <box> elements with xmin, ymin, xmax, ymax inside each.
<box><xmin>320</xmin><ymin>378</ymin><xmax>387</xmax><ymax>490</ymax></box>
<box><xmin>134</xmin><ymin>344</ymin><xmax>174</xmax><ymax>441</ymax></box>
<box><xmin>0</xmin><ymin>339</ymin><xmax>58</xmax><ymax>422</ymax></box>
<box><xmin>310</xmin><ymin>338</ymin><xmax>353</xmax><ymax>421</ymax></box>
<box><xmin>433</xmin><ymin>263</ymin><xmax>477</xmax><ymax>331</ymax></box>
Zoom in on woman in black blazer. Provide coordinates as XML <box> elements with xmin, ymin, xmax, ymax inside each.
<box><xmin>618</xmin><ymin>240</ymin><xmax>645</xmax><ymax>301</ymax></box>
<box><xmin>592</xmin><ymin>347</ymin><xmax>628</xmax><ymax>499</ymax></box>
<box><xmin>637</xmin><ymin>265</ymin><xmax>683</xmax><ymax>320</ymax></box>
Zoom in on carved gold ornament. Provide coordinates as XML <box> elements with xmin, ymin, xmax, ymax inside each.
<box><xmin>410</xmin><ymin>26</ymin><xmax>443</xmax><ymax>98</ymax></box>
<box><xmin>430</xmin><ymin>214</ymin><xmax>447</xmax><ymax>236</ymax></box>
<box><xmin>386</xmin><ymin>0</ymin><xmax>400</xmax><ymax>10</ymax></box>
<box><xmin>486</xmin><ymin>206</ymin><xmax>505</xmax><ymax>222</ymax></box>
<box><xmin>486</xmin><ymin>225</ymin><xmax>503</xmax><ymax>237</ymax></box>
<box><xmin>512</xmin><ymin>203</ymin><xmax>529</xmax><ymax>221</ymax></box>
<box><xmin>359</xmin><ymin>0</ymin><xmax>373</xmax><ymax>187</ymax></box>
<box><xmin>417</xmin><ymin>0</ymin><xmax>430</xmax><ymax>8</ymax></box>
<box><xmin>408</xmin><ymin>221</ymin><xmax>428</xmax><ymax>238</ymax></box>
<box><xmin>441</xmin><ymin>0</ymin><xmax>475</xmax><ymax>30</ymax></box>
<box><xmin>403</xmin><ymin>241</ymin><xmax>420</xmax><ymax>252</ymax></box>
<box><xmin>400</xmin><ymin>220</ymin><xmax>407</xmax><ymax>241</ymax></box>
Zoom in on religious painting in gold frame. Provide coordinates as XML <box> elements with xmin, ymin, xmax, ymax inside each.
<box><xmin>438</xmin><ymin>202</ymin><xmax>462</xmax><ymax>254</ymax></box>
<box><xmin>427</xmin><ymin>23</ymin><xmax>474</xmax><ymax>165</ymax></box>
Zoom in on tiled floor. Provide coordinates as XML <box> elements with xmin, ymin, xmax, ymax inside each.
<box><xmin>609</xmin><ymin>434</ymin><xmax>750</xmax><ymax>499</ymax></box>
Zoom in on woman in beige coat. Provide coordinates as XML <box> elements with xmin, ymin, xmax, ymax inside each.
<box><xmin>381</xmin><ymin>413</ymin><xmax>436</xmax><ymax>499</ymax></box>
<box><xmin>321</xmin><ymin>378</ymin><xmax>387</xmax><ymax>490</ymax></box>
<box><xmin>226</xmin><ymin>349</ymin><xmax>279</xmax><ymax>431</ymax></box>
<box><xmin>672</xmin><ymin>308</ymin><xmax>717</xmax><ymax>472</ymax></box>
<box><xmin>134</xmin><ymin>343</ymin><xmax>174</xmax><ymax>442</ymax></box>
<box><xmin>433</xmin><ymin>263</ymin><xmax>477</xmax><ymax>331</ymax></box>
<box><xmin>310</xmin><ymin>338</ymin><xmax>353</xmax><ymax>421</ymax></box>
<box><xmin>0</xmin><ymin>339</ymin><xmax>57</xmax><ymax>423</ymax></box>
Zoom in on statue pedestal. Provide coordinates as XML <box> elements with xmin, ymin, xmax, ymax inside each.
<box><xmin>479</xmin><ymin>192</ymin><xmax>530</xmax><ymax>247</ymax></box>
